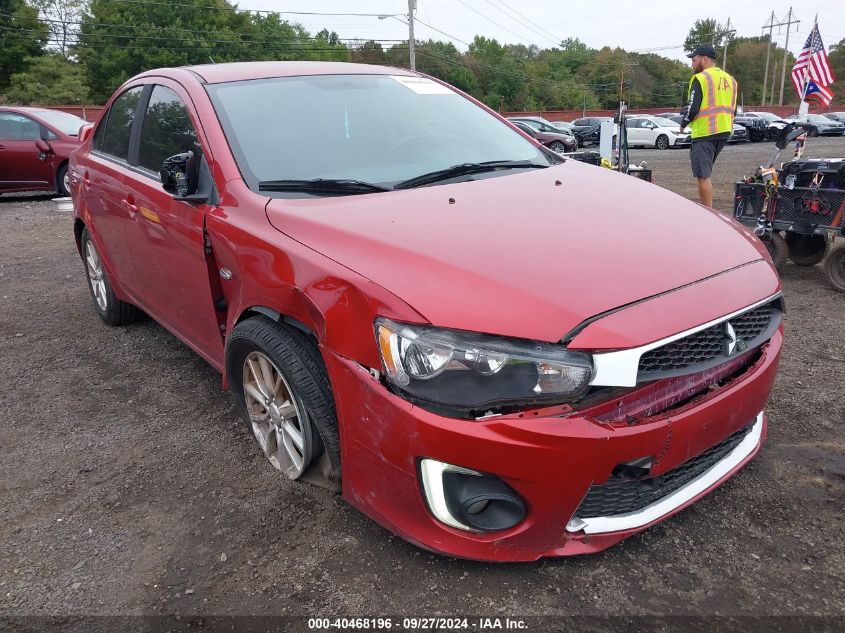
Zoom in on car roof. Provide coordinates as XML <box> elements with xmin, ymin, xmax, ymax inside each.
<box><xmin>135</xmin><ymin>61</ymin><xmax>416</xmax><ymax>85</ymax></box>
<box><xmin>0</xmin><ymin>105</ymin><xmax>62</xmax><ymax>114</ymax></box>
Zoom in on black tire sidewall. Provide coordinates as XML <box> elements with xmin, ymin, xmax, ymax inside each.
<box><xmin>824</xmin><ymin>245</ymin><xmax>845</xmax><ymax>292</ymax></box>
<box><xmin>226</xmin><ymin>317</ymin><xmax>341</xmax><ymax>481</ymax></box>
<box><xmin>764</xmin><ymin>233</ymin><xmax>788</xmax><ymax>272</ymax></box>
<box><xmin>786</xmin><ymin>233</ymin><xmax>828</xmax><ymax>266</ymax></box>
<box><xmin>57</xmin><ymin>163</ymin><xmax>69</xmax><ymax>196</ymax></box>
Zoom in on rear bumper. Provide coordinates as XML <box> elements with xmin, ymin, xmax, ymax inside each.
<box><xmin>326</xmin><ymin>325</ymin><xmax>782</xmax><ymax>561</ymax></box>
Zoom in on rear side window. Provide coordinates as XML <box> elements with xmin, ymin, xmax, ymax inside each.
<box><xmin>138</xmin><ymin>85</ymin><xmax>202</xmax><ymax>173</ymax></box>
<box><xmin>0</xmin><ymin>113</ymin><xmax>41</xmax><ymax>140</ymax></box>
<box><xmin>98</xmin><ymin>87</ymin><xmax>144</xmax><ymax>160</ymax></box>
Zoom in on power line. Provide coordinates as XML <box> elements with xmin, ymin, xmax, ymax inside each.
<box><xmin>413</xmin><ymin>16</ymin><xmax>472</xmax><ymax>47</ymax></box>
<box><xmin>481</xmin><ymin>0</ymin><xmax>561</xmax><ymax>47</ymax></box>
<box><xmin>453</xmin><ymin>0</ymin><xmax>537</xmax><ymax>47</ymax></box>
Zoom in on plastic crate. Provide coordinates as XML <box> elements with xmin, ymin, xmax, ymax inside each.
<box><xmin>734</xmin><ymin>181</ymin><xmax>845</xmax><ymax>233</ymax></box>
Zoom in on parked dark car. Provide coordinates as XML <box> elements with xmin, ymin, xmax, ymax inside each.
<box><xmin>660</xmin><ymin>113</ymin><xmax>748</xmax><ymax>144</ymax></box>
<box><xmin>570</xmin><ymin>116</ymin><xmax>616</xmax><ymax>146</ymax></box>
<box><xmin>508</xmin><ymin>117</ymin><xmax>577</xmax><ymax>152</ymax></box>
<box><xmin>0</xmin><ymin>106</ymin><xmax>87</xmax><ymax>195</ymax></box>
<box><xmin>824</xmin><ymin>112</ymin><xmax>845</xmax><ymax>124</ymax></box>
<box><xmin>733</xmin><ymin>112</ymin><xmax>769</xmax><ymax>142</ymax></box>
<box><xmin>786</xmin><ymin>113</ymin><xmax>845</xmax><ymax>136</ymax></box>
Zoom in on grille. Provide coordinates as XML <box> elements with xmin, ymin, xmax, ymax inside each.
<box><xmin>573</xmin><ymin>423</ymin><xmax>753</xmax><ymax>519</ymax></box>
<box><xmin>734</xmin><ymin>182</ymin><xmax>845</xmax><ymax>230</ymax></box>
<box><xmin>637</xmin><ymin>302</ymin><xmax>778</xmax><ymax>380</ymax></box>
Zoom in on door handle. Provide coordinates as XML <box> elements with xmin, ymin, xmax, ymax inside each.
<box><xmin>121</xmin><ymin>199</ymin><xmax>138</xmax><ymax>215</ymax></box>
<box><xmin>0</xmin><ymin>145</ymin><xmax>5</xmax><ymax>150</ymax></box>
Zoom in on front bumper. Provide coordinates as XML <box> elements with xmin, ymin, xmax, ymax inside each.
<box><xmin>325</xmin><ymin>330</ymin><xmax>781</xmax><ymax>562</ymax></box>
<box><xmin>673</xmin><ymin>136</ymin><xmax>692</xmax><ymax>146</ymax></box>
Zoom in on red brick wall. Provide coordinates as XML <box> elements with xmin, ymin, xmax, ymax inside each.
<box><xmin>41</xmin><ymin>105</ymin><xmax>105</xmax><ymax>122</ymax></box>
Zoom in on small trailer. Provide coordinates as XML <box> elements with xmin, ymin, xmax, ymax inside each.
<box><xmin>733</xmin><ymin>125</ymin><xmax>845</xmax><ymax>292</ymax></box>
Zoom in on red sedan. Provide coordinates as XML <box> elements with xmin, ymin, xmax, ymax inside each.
<box><xmin>69</xmin><ymin>62</ymin><xmax>783</xmax><ymax>562</ymax></box>
<box><xmin>0</xmin><ymin>106</ymin><xmax>87</xmax><ymax>195</ymax></box>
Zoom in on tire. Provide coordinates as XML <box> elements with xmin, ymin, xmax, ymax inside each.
<box><xmin>57</xmin><ymin>163</ymin><xmax>69</xmax><ymax>196</ymax></box>
<box><xmin>808</xmin><ymin>127</ymin><xmax>819</xmax><ymax>138</ymax></box>
<box><xmin>786</xmin><ymin>233</ymin><xmax>828</xmax><ymax>266</ymax></box>
<box><xmin>655</xmin><ymin>135</ymin><xmax>669</xmax><ymax>150</ymax></box>
<box><xmin>225</xmin><ymin>316</ymin><xmax>341</xmax><ymax>489</ymax></box>
<box><xmin>549</xmin><ymin>140</ymin><xmax>567</xmax><ymax>153</ymax></box>
<box><xmin>823</xmin><ymin>244</ymin><xmax>845</xmax><ymax>293</ymax></box>
<box><xmin>80</xmin><ymin>228</ymin><xmax>141</xmax><ymax>325</ymax></box>
<box><xmin>762</xmin><ymin>232</ymin><xmax>788</xmax><ymax>273</ymax></box>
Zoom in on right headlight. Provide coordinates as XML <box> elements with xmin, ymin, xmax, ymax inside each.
<box><xmin>375</xmin><ymin>318</ymin><xmax>593</xmax><ymax>415</ymax></box>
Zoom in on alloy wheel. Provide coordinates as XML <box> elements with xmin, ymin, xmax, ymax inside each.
<box><xmin>242</xmin><ymin>351</ymin><xmax>313</xmax><ymax>479</ymax></box>
<box><xmin>84</xmin><ymin>241</ymin><xmax>108</xmax><ymax>311</ymax></box>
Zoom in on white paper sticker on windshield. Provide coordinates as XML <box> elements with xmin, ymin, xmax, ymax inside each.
<box><xmin>390</xmin><ymin>75</ymin><xmax>454</xmax><ymax>94</ymax></box>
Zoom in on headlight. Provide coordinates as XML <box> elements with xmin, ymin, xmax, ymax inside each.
<box><xmin>375</xmin><ymin>318</ymin><xmax>593</xmax><ymax>415</ymax></box>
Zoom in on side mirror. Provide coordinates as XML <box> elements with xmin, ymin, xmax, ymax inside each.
<box><xmin>79</xmin><ymin>124</ymin><xmax>94</xmax><ymax>143</ymax></box>
<box><xmin>160</xmin><ymin>151</ymin><xmax>198</xmax><ymax>198</ymax></box>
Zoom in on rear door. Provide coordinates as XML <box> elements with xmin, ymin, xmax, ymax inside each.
<box><xmin>81</xmin><ymin>86</ymin><xmax>147</xmax><ymax>300</ymax></box>
<box><xmin>122</xmin><ymin>81</ymin><xmax>223</xmax><ymax>365</ymax></box>
<box><xmin>0</xmin><ymin>112</ymin><xmax>51</xmax><ymax>191</ymax></box>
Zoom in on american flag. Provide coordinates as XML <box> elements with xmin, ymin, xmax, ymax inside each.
<box><xmin>791</xmin><ymin>23</ymin><xmax>836</xmax><ymax>101</ymax></box>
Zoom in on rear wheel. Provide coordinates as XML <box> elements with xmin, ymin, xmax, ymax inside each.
<box><xmin>549</xmin><ymin>140</ymin><xmax>567</xmax><ymax>153</ymax></box>
<box><xmin>762</xmin><ymin>232</ymin><xmax>788</xmax><ymax>273</ymax></box>
<box><xmin>824</xmin><ymin>244</ymin><xmax>845</xmax><ymax>292</ymax></box>
<box><xmin>786</xmin><ymin>233</ymin><xmax>828</xmax><ymax>266</ymax></box>
<box><xmin>655</xmin><ymin>134</ymin><xmax>670</xmax><ymax>150</ymax></box>
<box><xmin>80</xmin><ymin>228</ymin><xmax>140</xmax><ymax>325</ymax></box>
<box><xmin>226</xmin><ymin>317</ymin><xmax>341</xmax><ymax>489</ymax></box>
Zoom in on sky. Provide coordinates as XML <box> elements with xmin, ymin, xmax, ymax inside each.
<box><xmin>243</xmin><ymin>1</ymin><xmax>845</xmax><ymax>64</ymax></box>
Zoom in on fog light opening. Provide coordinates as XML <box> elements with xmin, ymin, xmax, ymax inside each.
<box><xmin>418</xmin><ymin>458</ymin><xmax>526</xmax><ymax>533</ymax></box>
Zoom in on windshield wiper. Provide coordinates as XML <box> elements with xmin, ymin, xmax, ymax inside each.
<box><xmin>258</xmin><ymin>178</ymin><xmax>392</xmax><ymax>195</ymax></box>
<box><xmin>393</xmin><ymin>160</ymin><xmax>549</xmax><ymax>190</ymax></box>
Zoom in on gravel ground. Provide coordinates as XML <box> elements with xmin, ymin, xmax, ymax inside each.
<box><xmin>1</xmin><ymin>137</ymin><xmax>844</xmax><ymax>625</ymax></box>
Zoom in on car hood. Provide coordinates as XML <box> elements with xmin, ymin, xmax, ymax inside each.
<box><xmin>265</xmin><ymin>161</ymin><xmax>767</xmax><ymax>343</ymax></box>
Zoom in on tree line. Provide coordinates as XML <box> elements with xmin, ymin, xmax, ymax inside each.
<box><xmin>1</xmin><ymin>1</ymin><xmax>843</xmax><ymax>109</ymax></box>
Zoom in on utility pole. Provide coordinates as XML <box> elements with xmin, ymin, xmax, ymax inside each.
<box><xmin>618</xmin><ymin>62</ymin><xmax>638</xmax><ymax>103</ymax></box>
<box><xmin>776</xmin><ymin>7</ymin><xmax>800</xmax><ymax>106</ymax></box>
<box><xmin>761</xmin><ymin>11</ymin><xmax>776</xmax><ymax>106</ymax></box>
<box><xmin>771</xmin><ymin>61</ymin><xmax>778</xmax><ymax>104</ymax></box>
<box><xmin>721</xmin><ymin>18</ymin><xmax>736</xmax><ymax>71</ymax></box>
<box><xmin>408</xmin><ymin>0</ymin><xmax>416</xmax><ymax>71</ymax></box>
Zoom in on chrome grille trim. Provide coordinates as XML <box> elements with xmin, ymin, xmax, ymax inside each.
<box><xmin>589</xmin><ymin>293</ymin><xmax>782</xmax><ymax>388</ymax></box>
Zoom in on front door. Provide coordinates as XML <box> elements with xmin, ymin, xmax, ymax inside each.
<box><xmin>0</xmin><ymin>112</ymin><xmax>51</xmax><ymax>191</ymax></box>
<box><xmin>122</xmin><ymin>82</ymin><xmax>224</xmax><ymax>365</ymax></box>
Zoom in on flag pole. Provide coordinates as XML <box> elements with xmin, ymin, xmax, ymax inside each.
<box><xmin>798</xmin><ymin>15</ymin><xmax>818</xmax><ymax>105</ymax></box>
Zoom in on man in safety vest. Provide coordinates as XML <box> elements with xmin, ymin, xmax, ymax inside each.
<box><xmin>680</xmin><ymin>43</ymin><xmax>738</xmax><ymax>207</ymax></box>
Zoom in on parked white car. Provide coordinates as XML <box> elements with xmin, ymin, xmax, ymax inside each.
<box><xmin>625</xmin><ymin>116</ymin><xmax>690</xmax><ymax>149</ymax></box>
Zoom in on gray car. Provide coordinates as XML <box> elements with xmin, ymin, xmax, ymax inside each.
<box><xmin>785</xmin><ymin>113</ymin><xmax>845</xmax><ymax>137</ymax></box>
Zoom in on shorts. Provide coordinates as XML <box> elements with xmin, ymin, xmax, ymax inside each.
<box><xmin>690</xmin><ymin>139</ymin><xmax>728</xmax><ymax>179</ymax></box>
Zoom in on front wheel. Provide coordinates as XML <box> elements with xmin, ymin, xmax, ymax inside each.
<box><xmin>57</xmin><ymin>164</ymin><xmax>69</xmax><ymax>196</ymax></box>
<box><xmin>786</xmin><ymin>233</ymin><xmax>828</xmax><ymax>266</ymax></box>
<box><xmin>655</xmin><ymin>135</ymin><xmax>669</xmax><ymax>150</ymax></box>
<box><xmin>548</xmin><ymin>140</ymin><xmax>567</xmax><ymax>153</ymax></box>
<box><xmin>824</xmin><ymin>244</ymin><xmax>845</xmax><ymax>292</ymax></box>
<box><xmin>808</xmin><ymin>127</ymin><xmax>819</xmax><ymax>138</ymax></box>
<box><xmin>226</xmin><ymin>317</ymin><xmax>341</xmax><ymax>488</ymax></box>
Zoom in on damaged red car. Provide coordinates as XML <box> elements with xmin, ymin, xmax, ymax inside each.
<box><xmin>69</xmin><ymin>62</ymin><xmax>783</xmax><ymax>562</ymax></box>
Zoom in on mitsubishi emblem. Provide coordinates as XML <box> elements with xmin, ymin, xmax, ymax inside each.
<box><xmin>722</xmin><ymin>322</ymin><xmax>747</xmax><ymax>356</ymax></box>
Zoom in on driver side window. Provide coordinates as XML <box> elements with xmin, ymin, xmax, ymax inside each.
<box><xmin>137</xmin><ymin>85</ymin><xmax>203</xmax><ymax>174</ymax></box>
<box><xmin>0</xmin><ymin>113</ymin><xmax>41</xmax><ymax>140</ymax></box>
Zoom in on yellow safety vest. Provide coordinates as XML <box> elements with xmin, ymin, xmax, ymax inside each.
<box><xmin>688</xmin><ymin>66</ymin><xmax>738</xmax><ymax>138</ymax></box>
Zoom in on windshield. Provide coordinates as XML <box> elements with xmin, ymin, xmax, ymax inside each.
<box><xmin>809</xmin><ymin>114</ymin><xmax>831</xmax><ymax>122</ymax></box>
<box><xmin>206</xmin><ymin>74</ymin><xmax>550</xmax><ymax>191</ymax></box>
<box><xmin>755</xmin><ymin>112</ymin><xmax>779</xmax><ymax>121</ymax></box>
<box><xmin>34</xmin><ymin>109</ymin><xmax>87</xmax><ymax>136</ymax></box>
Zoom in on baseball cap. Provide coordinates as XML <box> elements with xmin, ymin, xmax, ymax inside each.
<box><xmin>687</xmin><ymin>44</ymin><xmax>717</xmax><ymax>59</ymax></box>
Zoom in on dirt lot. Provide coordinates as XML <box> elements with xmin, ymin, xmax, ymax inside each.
<box><xmin>1</xmin><ymin>138</ymin><xmax>844</xmax><ymax>626</ymax></box>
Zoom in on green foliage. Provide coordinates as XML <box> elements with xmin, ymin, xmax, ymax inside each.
<box><xmin>829</xmin><ymin>37</ymin><xmax>845</xmax><ymax>105</ymax></box>
<box><xmin>4</xmin><ymin>52</ymin><xmax>89</xmax><ymax>103</ymax></box>
<box><xmin>28</xmin><ymin>0</ymin><xmax>87</xmax><ymax>57</ymax></box>
<box><xmin>0</xmin><ymin>0</ymin><xmax>48</xmax><ymax>89</ymax></box>
<box><xmin>684</xmin><ymin>18</ymin><xmax>725</xmax><ymax>52</ymax></box>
